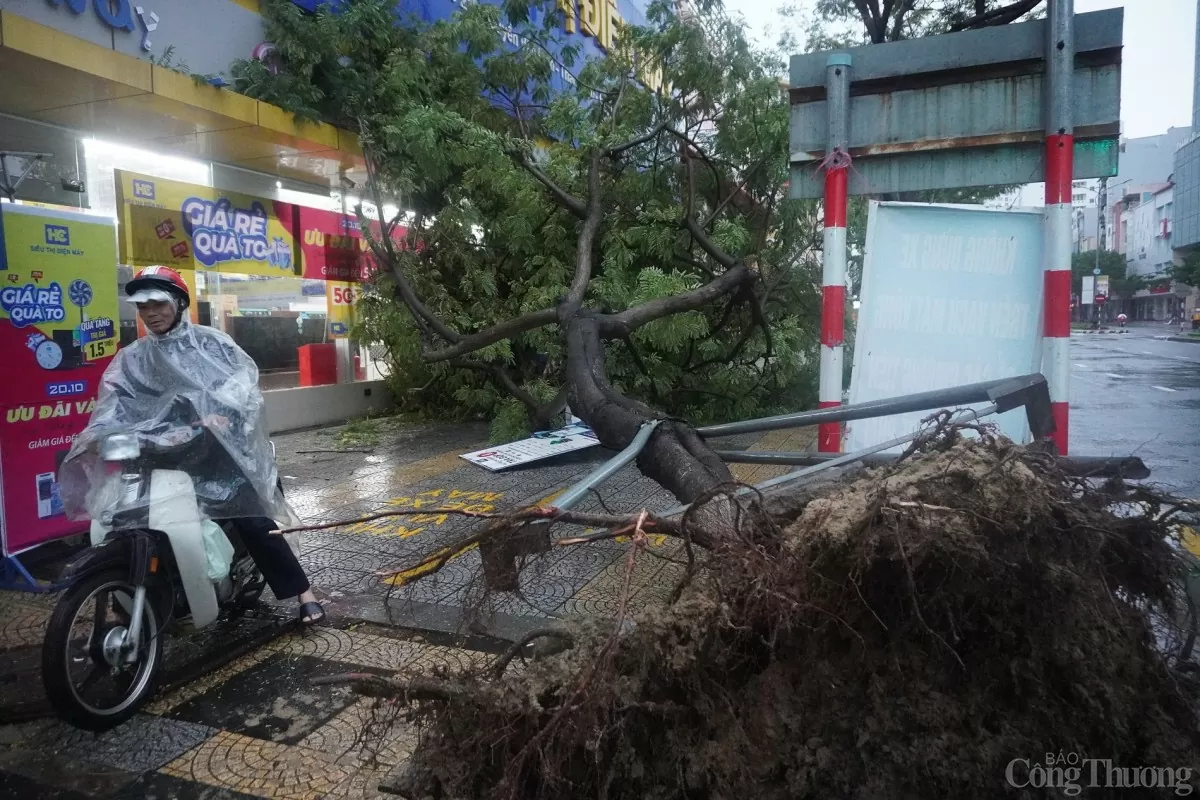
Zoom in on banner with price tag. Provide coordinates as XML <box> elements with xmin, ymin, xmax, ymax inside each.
<box><xmin>0</xmin><ymin>204</ymin><xmax>119</xmax><ymax>554</ymax></box>
<box><xmin>293</xmin><ymin>206</ymin><xmax>407</xmax><ymax>283</ymax></box>
<box><xmin>325</xmin><ymin>281</ymin><xmax>358</xmax><ymax>338</ymax></box>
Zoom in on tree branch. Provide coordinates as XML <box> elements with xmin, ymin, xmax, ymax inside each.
<box><xmin>424</xmin><ymin>308</ymin><xmax>559</xmax><ymax>362</ymax></box>
<box><xmin>747</xmin><ymin>279</ymin><xmax>774</xmax><ymax>359</ymax></box>
<box><xmin>359</xmin><ymin>155</ymin><xmax>462</xmax><ymax>346</ymax></box>
<box><xmin>604</xmin><ymin>262</ymin><xmax>753</xmax><ymax>335</ymax></box>
<box><xmin>852</xmin><ymin>0</ymin><xmax>883</xmax><ymax>42</ymax></box>
<box><xmin>673</xmin><ymin>251</ymin><xmax>717</xmax><ymax>279</ymax></box>
<box><xmin>890</xmin><ymin>0</ymin><xmax>913</xmax><ymax>40</ymax></box>
<box><xmin>311</xmin><ymin>674</ymin><xmax>469</xmax><ymax>702</ymax></box>
<box><xmin>606</xmin><ymin>119</ymin><xmax>671</xmax><ymax>158</ymax></box>
<box><xmin>563</xmin><ymin>152</ymin><xmax>604</xmax><ymax>314</ymax></box>
<box><xmin>702</xmin><ymin>175</ymin><xmax>749</xmax><ymax>229</ymax></box>
<box><xmin>356</xmin><ymin>144</ymin><xmax>474</xmax><ymax>349</ymax></box>
<box><xmin>949</xmin><ymin>0</ymin><xmax>1042</xmax><ymax>30</ymax></box>
<box><xmin>514</xmin><ymin>152</ymin><xmax>588</xmax><ymax>220</ymax></box>
<box><xmin>492</xmin><ymin>628</ymin><xmax>576</xmax><ymax>678</ymax></box>
<box><xmin>684</xmin><ymin>214</ymin><xmax>738</xmax><ymax>271</ymax></box>
<box><xmin>454</xmin><ymin>359</ymin><xmax>540</xmax><ymax>412</ymax></box>
<box><xmin>532</xmin><ymin>386</ymin><xmax>568</xmax><ymax>431</ymax></box>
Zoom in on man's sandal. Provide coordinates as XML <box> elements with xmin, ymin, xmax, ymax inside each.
<box><xmin>299</xmin><ymin>601</ymin><xmax>325</xmax><ymax>625</ymax></box>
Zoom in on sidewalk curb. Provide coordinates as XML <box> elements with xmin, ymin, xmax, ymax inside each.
<box><xmin>1167</xmin><ymin>336</ymin><xmax>1200</xmax><ymax>345</ymax></box>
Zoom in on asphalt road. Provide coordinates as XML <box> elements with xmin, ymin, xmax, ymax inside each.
<box><xmin>1069</xmin><ymin>326</ymin><xmax>1200</xmax><ymax>499</ymax></box>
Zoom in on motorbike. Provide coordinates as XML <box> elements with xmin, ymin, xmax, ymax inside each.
<box><xmin>42</xmin><ymin>398</ymin><xmax>273</xmax><ymax>731</ymax></box>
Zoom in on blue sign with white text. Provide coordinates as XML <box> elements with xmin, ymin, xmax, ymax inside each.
<box><xmin>44</xmin><ymin>225</ymin><xmax>70</xmax><ymax>247</ymax></box>
<box><xmin>46</xmin><ymin>0</ymin><xmax>160</xmax><ymax>51</ymax></box>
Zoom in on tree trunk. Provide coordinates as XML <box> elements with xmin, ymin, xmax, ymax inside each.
<box><xmin>563</xmin><ymin>315</ymin><xmax>734</xmax><ymax>505</ymax></box>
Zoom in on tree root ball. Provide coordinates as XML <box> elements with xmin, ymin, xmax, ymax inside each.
<box><xmin>388</xmin><ymin>437</ymin><xmax>1200</xmax><ymax>800</ymax></box>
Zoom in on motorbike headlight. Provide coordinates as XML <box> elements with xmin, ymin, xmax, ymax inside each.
<box><xmin>100</xmin><ymin>433</ymin><xmax>141</xmax><ymax>462</ymax></box>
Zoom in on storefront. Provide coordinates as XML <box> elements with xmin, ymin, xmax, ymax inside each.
<box><xmin>1131</xmin><ymin>284</ymin><xmax>1189</xmax><ymax>322</ymax></box>
<box><xmin>0</xmin><ymin>2</ymin><xmax>388</xmax><ymax>566</ymax></box>
<box><xmin>0</xmin><ymin>0</ymin><xmax>648</xmax><ymax>566</ymax></box>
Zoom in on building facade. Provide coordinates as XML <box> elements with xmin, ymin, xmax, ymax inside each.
<box><xmin>0</xmin><ymin>0</ymin><xmax>646</xmax><ymax>550</ymax></box>
<box><xmin>1120</xmin><ymin>184</ymin><xmax>1179</xmax><ymax>320</ymax></box>
<box><xmin>1168</xmin><ymin>0</ymin><xmax>1200</xmax><ymax>317</ymax></box>
<box><xmin>0</xmin><ymin>0</ymin><xmax>644</xmax><ymax>413</ymax></box>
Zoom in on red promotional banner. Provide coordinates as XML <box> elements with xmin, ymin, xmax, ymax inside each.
<box><xmin>0</xmin><ymin>205</ymin><xmax>120</xmax><ymax>555</ymax></box>
<box><xmin>291</xmin><ymin>207</ymin><xmax>407</xmax><ymax>283</ymax></box>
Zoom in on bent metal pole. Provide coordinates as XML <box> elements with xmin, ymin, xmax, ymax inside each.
<box><xmin>1044</xmin><ymin>0</ymin><xmax>1074</xmax><ymax>454</ymax></box>
<box><xmin>819</xmin><ymin>53</ymin><xmax>851</xmax><ymax>453</ymax></box>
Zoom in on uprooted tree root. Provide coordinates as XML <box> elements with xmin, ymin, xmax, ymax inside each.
<box><xmin>331</xmin><ymin>432</ymin><xmax>1200</xmax><ymax>799</ymax></box>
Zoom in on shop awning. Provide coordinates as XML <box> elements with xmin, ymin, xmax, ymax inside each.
<box><xmin>0</xmin><ymin>11</ymin><xmax>365</xmax><ymax>188</ymax></box>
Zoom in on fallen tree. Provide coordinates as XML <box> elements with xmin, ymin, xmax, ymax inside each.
<box><xmin>237</xmin><ymin>0</ymin><xmax>821</xmax><ymax>504</ymax></box>
<box><xmin>305</xmin><ymin>429</ymin><xmax>1200</xmax><ymax>799</ymax></box>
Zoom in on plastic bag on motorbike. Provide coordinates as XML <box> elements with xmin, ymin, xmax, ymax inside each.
<box><xmin>59</xmin><ymin>319</ymin><xmax>298</xmax><ymax>528</ymax></box>
<box><xmin>203</xmin><ymin>520</ymin><xmax>235</xmax><ymax>581</ymax></box>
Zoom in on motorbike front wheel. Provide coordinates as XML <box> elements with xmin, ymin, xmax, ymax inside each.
<box><xmin>42</xmin><ymin>568</ymin><xmax>166</xmax><ymax>730</ymax></box>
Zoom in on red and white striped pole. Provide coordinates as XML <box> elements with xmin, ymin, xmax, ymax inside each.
<box><xmin>1043</xmin><ymin>0</ymin><xmax>1074</xmax><ymax>454</ymax></box>
<box><xmin>818</xmin><ymin>53</ymin><xmax>851</xmax><ymax>453</ymax></box>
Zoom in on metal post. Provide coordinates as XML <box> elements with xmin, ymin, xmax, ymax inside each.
<box><xmin>1043</xmin><ymin>0</ymin><xmax>1075</xmax><ymax>454</ymax></box>
<box><xmin>664</xmin><ymin>404</ymin><xmax>999</xmax><ymax>517</ymax></box>
<box><xmin>549</xmin><ymin>420</ymin><xmax>660</xmax><ymax>511</ymax></box>
<box><xmin>698</xmin><ymin>373</ymin><xmax>1051</xmax><ymax>440</ymax></box>
<box><xmin>819</xmin><ymin>53</ymin><xmax>852</xmax><ymax>453</ymax></box>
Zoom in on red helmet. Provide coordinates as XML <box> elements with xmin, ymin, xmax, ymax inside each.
<box><xmin>126</xmin><ymin>266</ymin><xmax>190</xmax><ymax>307</ymax></box>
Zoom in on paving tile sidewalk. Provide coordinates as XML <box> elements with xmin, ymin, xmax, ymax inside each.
<box><xmin>274</xmin><ymin>420</ymin><xmax>813</xmax><ymax>639</ymax></box>
<box><xmin>0</xmin><ymin>623</ymin><xmax>500</xmax><ymax>799</ymax></box>
<box><xmin>0</xmin><ymin>416</ymin><xmax>814</xmax><ymax>799</ymax></box>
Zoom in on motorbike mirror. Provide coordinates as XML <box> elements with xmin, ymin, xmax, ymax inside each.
<box><xmin>100</xmin><ymin>433</ymin><xmax>141</xmax><ymax>462</ymax></box>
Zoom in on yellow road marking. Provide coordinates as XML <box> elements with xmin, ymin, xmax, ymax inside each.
<box><xmin>384</xmin><ymin>543</ymin><xmax>479</xmax><ymax>587</ymax></box>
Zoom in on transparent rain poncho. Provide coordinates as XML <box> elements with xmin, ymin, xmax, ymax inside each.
<box><xmin>60</xmin><ymin>317</ymin><xmax>297</xmax><ymax>528</ymax></box>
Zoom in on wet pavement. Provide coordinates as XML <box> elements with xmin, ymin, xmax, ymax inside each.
<box><xmin>0</xmin><ymin>416</ymin><xmax>811</xmax><ymax>799</ymax></box>
<box><xmin>5</xmin><ymin>329</ymin><xmax>1195</xmax><ymax>798</ymax></box>
<box><xmin>1069</xmin><ymin>324</ymin><xmax>1200</xmax><ymax>499</ymax></box>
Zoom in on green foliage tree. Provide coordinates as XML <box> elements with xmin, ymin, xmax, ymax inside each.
<box><xmin>235</xmin><ymin>0</ymin><xmax>821</xmax><ymax>503</ymax></box>
<box><xmin>1070</xmin><ymin>250</ymin><xmax>1146</xmax><ymax>299</ymax></box>
<box><xmin>781</xmin><ymin>0</ymin><xmax>1045</xmax><ymax>49</ymax></box>
<box><xmin>1168</xmin><ymin>251</ymin><xmax>1200</xmax><ymax>290</ymax></box>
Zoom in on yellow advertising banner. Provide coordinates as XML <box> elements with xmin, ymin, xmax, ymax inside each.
<box><xmin>325</xmin><ymin>280</ymin><xmax>357</xmax><ymax>338</ymax></box>
<box><xmin>0</xmin><ymin>205</ymin><xmax>120</xmax><ymax>365</ymax></box>
<box><xmin>115</xmin><ymin>170</ymin><xmax>299</xmax><ymax>278</ymax></box>
<box><xmin>0</xmin><ymin>204</ymin><xmax>120</xmax><ymax>553</ymax></box>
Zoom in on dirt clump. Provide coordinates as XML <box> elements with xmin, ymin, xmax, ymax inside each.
<box><xmin>375</xmin><ymin>435</ymin><xmax>1200</xmax><ymax>800</ymax></box>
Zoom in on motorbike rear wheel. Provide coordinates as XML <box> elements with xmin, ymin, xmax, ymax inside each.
<box><xmin>42</xmin><ymin>568</ymin><xmax>166</xmax><ymax>731</ymax></box>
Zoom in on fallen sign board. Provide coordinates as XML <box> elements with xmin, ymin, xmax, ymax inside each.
<box><xmin>460</xmin><ymin>421</ymin><xmax>600</xmax><ymax>471</ymax></box>
<box><xmin>846</xmin><ymin>202</ymin><xmax>1045</xmax><ymax>452</ymax></box>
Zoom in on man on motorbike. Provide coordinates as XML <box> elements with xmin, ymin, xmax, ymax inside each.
<box><xmin>69</xmin><ymin>266</ymin><xmax>324</xmax><ymax>624</ymax></box>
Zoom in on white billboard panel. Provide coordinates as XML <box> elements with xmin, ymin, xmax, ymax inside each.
<box><xmin>847</xmin><ymin>202</ymin><xmax>1045</xmax><ymax>451</ymax></box>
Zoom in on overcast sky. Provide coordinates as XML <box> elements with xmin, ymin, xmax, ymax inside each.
<box><xmin>723</xmin><ymin>0</ymin><xmax>1196</xmax><ymax>140</ymax></box>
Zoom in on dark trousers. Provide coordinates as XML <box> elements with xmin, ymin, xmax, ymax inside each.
<box><xmin>232</xmin><ymin>517</ymin><xmax>310</xmax><ymax>600</ymax></box>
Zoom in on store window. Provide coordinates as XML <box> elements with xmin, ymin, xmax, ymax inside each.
<box><xmin>84</xmin><ymin>140</ymin><xmax>390</xmax><ymax>389</ymax></box>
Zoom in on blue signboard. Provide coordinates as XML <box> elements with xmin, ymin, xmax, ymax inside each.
<box><xmin>847</xmin><ymin>202</ymin><xmax>1046</xmax><ymax>451</ymax></box>
<box><xmin>287</xmin><ymin>0</ymin><xmax>648</xmax><ymax>93</ymax></box>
